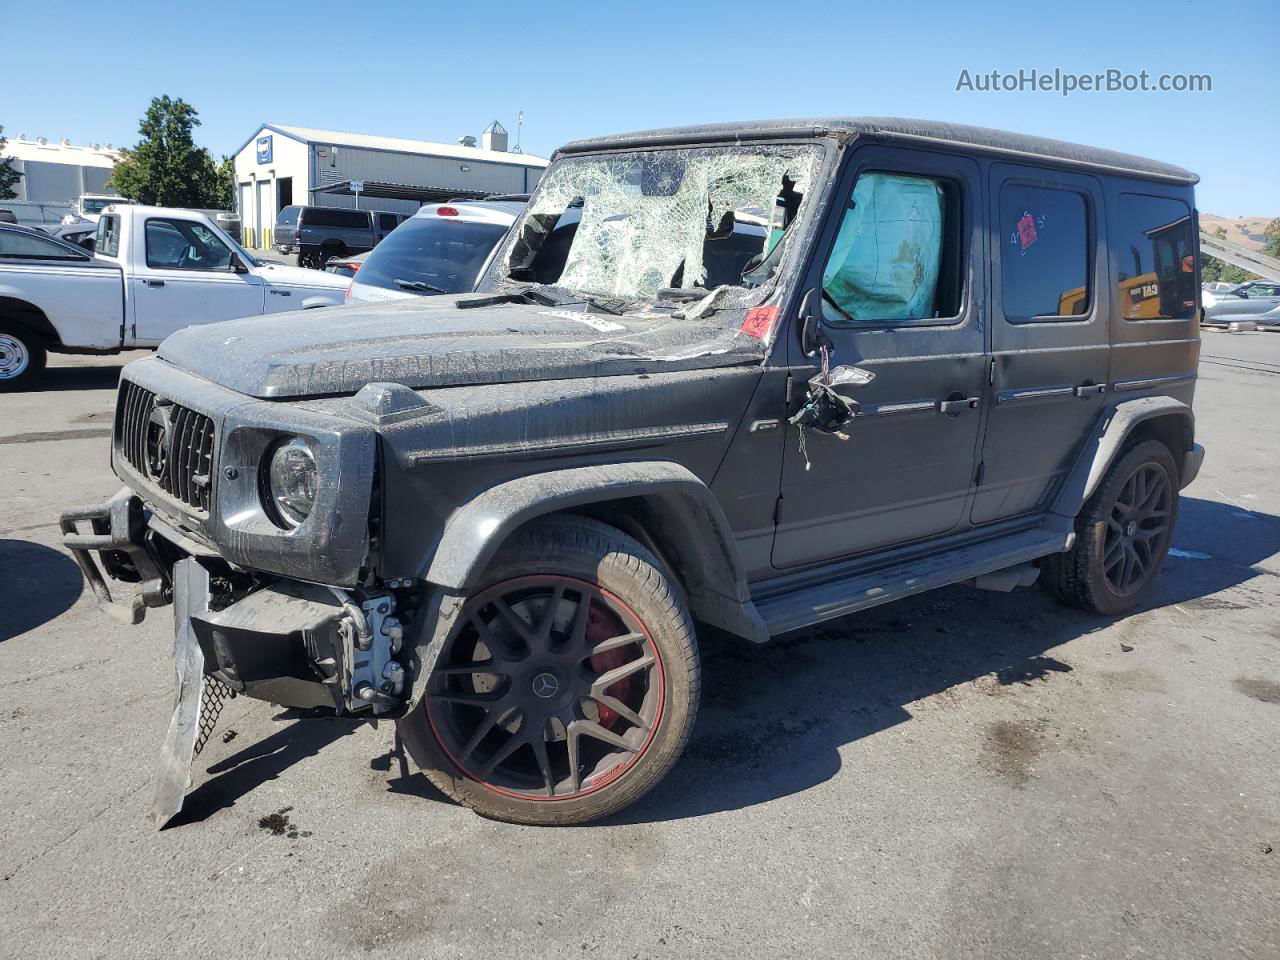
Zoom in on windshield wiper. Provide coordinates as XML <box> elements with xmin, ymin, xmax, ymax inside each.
<box><xmin>394</xmin><ymin>278</ymin><xmax>448</xmax><ymax>294</ymax></box>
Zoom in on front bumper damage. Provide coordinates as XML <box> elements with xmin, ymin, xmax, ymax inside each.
<box><xmin>60</xmin><ymin>490</ymin><xmax>410</xmax><ymax>827</ymax></box>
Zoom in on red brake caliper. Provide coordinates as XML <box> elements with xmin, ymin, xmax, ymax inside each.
<box><xmin>585</xmin><ymin>603</ymin><xmax>630</xmax><ymax>729</ymax></box>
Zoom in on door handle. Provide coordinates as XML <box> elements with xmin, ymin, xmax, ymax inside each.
<box><xmin>1073</xmin><ymin>383</ymin><xmax>1106</xmax><ymax>398</ymax></box>
<box><xmin>938</xmin><ymin>397</ymin><xmax>980</xmax><ymax>414</ymax></box>
<box><xmin>142</xmin><ymin>279</ymin><xmax>165</xmax><ymax>287</ymax></box>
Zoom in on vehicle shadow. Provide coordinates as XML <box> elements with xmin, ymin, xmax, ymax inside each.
<box><xmin>0</xmin><ymin>539</ymin><xmax>84</xmax><ymax>642</ymax></box>
<box><xmin>170</xmin><ymin>716</ymin><xmax>367</xmax><ymax>827</ymax></box>
<box><xmin>37</xmin><ymin>363</ymin><xmax>127</xmax><ymax>392</ymax></box>
<box><xmin>608</xmin><ymin>495</ymin><xmax>1280</xmax><ymax>824</ymax></box>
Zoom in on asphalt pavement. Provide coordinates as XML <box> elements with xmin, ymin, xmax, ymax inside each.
<box><xmin>0</xmin><ymin>331</ymin><xmax>1276</xmax><ymax>959</ymax></box>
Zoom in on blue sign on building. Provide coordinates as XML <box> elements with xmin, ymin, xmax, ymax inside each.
<box><xmin>256</xmin><ymin>135</ymin><xmax>273</xmax><ymax>164</ymax></box>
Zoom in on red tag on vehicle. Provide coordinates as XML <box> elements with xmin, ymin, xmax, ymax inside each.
<box><xmin>741</xmin><ymin>306</ymin><xmax>779</xmax><ymax>340</ymax></box>
<box><xmin>1017</xmin><ymin>213</ymin><xmax>1038</xmax><ymax>250</ymax></box>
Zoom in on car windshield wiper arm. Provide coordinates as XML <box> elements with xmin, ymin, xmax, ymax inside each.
<box><xmin>394</xmin><ymin>278</ymin><xmax>448</xmax><ymax>293</ymax></box>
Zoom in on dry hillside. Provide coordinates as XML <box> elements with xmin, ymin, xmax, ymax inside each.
<box><xmin>1199</xmin><ymin>214</ymin><xmax>1272</xmax><ymax>251</ymax></box>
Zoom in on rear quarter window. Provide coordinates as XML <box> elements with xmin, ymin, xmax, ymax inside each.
<box><xmin>305</xmin><ymin>208</ymin><xmax>370</xmax><ymax>230</ymax></box>
<box><xmin>1113</xmin><ymin>193</ymin><xmax>1196</xmax><ymax>320</ymax></box>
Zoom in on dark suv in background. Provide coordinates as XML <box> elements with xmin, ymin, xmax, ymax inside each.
<box><xmin>274</xmin><ymin>204</ymin><xmax>408</xmax><ymax>268</ymax></box>
<box><xmin>63</xmin><ymin>117</ymin><xmax>1204</xmax><ymax>829</ymax></box>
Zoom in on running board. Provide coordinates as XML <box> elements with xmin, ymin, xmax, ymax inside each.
<box><xmin>755</xmin><ymin>528</ymin><xmax>1071</xmax><ymax>636</ymax></box>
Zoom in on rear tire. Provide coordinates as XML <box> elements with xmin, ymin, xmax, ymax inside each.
<box><xmin>0</xmin><ymin>321</ymin><xmax>47</xmax><ymax>392</ymax></box>
<box><xmin>397</xmin><ymin>515</ymin><xmax>700</xmax><ymax>825</ymax></box>
<box><xmin>1041</xmin><ymin>439</ymin><xmax>1179</xmax><ymax>615</ymax></box>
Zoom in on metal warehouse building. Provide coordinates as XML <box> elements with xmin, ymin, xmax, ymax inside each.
<box><xmin>0</xmin><ymin>134</ymin><xmax>122</xmax><ymax>223</ymax></box>
<box><xmin>232</xmin><ymin>121</ymin><xmax>547</xmax><ymax>248</ymax></box>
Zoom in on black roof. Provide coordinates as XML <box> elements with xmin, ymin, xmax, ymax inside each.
<box><xmin>556</xmin><ymin>117</ymin><xmax>1197</xmax><ymax>185</ymax></box>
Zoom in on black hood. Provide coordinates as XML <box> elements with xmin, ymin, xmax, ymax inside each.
<box><xmin>158</xmin><ymin>295</ymin><xmax>766</xmax><ymax>399</ymax></box>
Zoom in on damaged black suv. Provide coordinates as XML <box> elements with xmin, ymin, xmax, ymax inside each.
<box><xmin>62</xmin><ymin>118</ymin><xmax>1205</xmax><ymax>826</ymax></box>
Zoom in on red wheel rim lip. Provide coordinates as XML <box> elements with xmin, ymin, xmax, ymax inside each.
<box><xmin>425</xmin><ymin>575</ymin><xmax>667</xmax><ymax>803</ymax></box>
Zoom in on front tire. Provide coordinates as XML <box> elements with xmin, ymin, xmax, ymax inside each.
<box><xmin>0</xmin><ymin>322</ymin><xmax>47</xmax><ymax>392</ymax></box>
<box><xmin>397</xmin><ymin>515</ymin><xmax>699</xmax><ymax>825</ymax></box>
<box><xmin>1041</xmin><ymin>439</ymin><xmax>1180</xmax><ymax>615</ymax></box>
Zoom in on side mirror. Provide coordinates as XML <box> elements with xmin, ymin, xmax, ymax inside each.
<box><xmin>229</xmin><ymin>254</ymin><xmax>251</xmax><ymax>274</ymax></box>
<box><xmin>798</xmin><ymin>287</ymin><xmax>833</xmax><ymax>358</ymax></box>
<box><xmin>824</xmin><ymin>364</ymin><xmax>875</xmax><ymax>393</ymax></box>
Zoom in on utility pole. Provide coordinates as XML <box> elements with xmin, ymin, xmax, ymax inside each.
<box><xmin>515</xmin><ymin>111</ymin><xmax>524</xmax><ymax>154</ymax></box>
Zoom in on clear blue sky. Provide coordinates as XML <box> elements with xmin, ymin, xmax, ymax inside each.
<box><xmin>6</xmin><ymin>0</ymin><xmax>1276</xmax><ymax>216</ymax></box>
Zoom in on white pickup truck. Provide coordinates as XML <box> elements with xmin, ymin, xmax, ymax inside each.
<box><xmin>0</xmin><ymin>204</ymin><xmax>349</xmax><ymax>390</ymax></box>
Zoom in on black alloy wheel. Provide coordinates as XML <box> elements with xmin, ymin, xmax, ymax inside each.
<box><xmin>426</xmin><ymin>575</ymin><xmax>664</xmax><ymax>800</ymax></box>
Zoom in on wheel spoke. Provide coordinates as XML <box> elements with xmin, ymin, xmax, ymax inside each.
<box><xmin>567</xmin><ymin>592</ymin><xmax>592</xmax><ymax>650</ymax></box>
<box><xmin>478</xmin><ymin>719</ymin><xmax>528</xmax><ymax>778</ymax></box>
<box><xmin>566</xmin><ymin>727</ymin><xmax>582</xmax><ymax>794</ymax></box>
<box><xmin>434</xmin><ymin>690</ymin><xmax>506</xmax><ymax>707</ymax></box>
<box><xmin>469</xmin><ymin>612</ymin><xmax>524</xmax><ymax>662</ymax></box>
<box><xmin>571</xmin><ymin>719</ymin><xmax>639</xmax><ymax>754</ymax></box>
<box><xmin>492</xmin><ymin>598</ymin><xmax>535</xmax><ymax>645</ymax></box>
<box><xmin>531</xmin><ymin>735</ymin><xmax>555</xmax><ymax>797</ymax></box>
<box><xmin>435</xmin><ymin>659</ymin><xmax>507</xmax><ymax>677</ymax></box>
<box><xmin>1104</xmin><ymin>534</ymin><xmax>1125</xmax><ymax>567</ymax></box>
<box><xmin>534</xmin><ymin>583</ymin><xmax>567</xmax><ymax>648</ymax></box>
<box><xmin>458</xmin><ymin>704</ymin><xmax>512</xmax><ymax>761</ymax></box>
<box><xmin>586</xmin><ymin>632</ymin><xmax>644</xmax><ymax>658</ymax></box>
<box><xmin>590</xmin><ymin>652</ymin><xmax>655</xmax><ymax>695</ymax></box>
<box><xmin>589</xmin><ymin>693</ymin><xmax>649</xmax><ymax>731</ymax></box>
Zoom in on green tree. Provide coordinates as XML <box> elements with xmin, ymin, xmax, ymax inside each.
<box><xmin>1264</xmin><ymin>217</ymin><xmax>1280</xmax><ymax>259</ymax></box>
<box><xmin>108</xmin><ymin>96</ymin><xmax>228</xmax><ymax>208</ymax></box>
<box><xmin>0</xmin><ymin>126</ymin><xmax>23</xmax><ymax>200</ymax></box>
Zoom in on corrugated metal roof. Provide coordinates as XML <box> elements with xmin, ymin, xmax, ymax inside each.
<box><xmin>270</xmin><ymin>124</ymin><xmax>548</xmax><ymax>168</ymax></box>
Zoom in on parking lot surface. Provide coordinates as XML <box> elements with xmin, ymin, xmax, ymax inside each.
<box><xmin>1</xmin><ymin>333</ymin><xmax>1277</xmax><ymax>959</ymax></box>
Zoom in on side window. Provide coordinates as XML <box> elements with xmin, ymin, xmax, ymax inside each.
<box><xmin>0</xmin><ymin>230</ymin><xmax>85</xmax><ymax>260</ymax></box>
<box><xmin>97</xmin><ymin>214</ymin><xmax>121</xmax><ymax>257</ymax></box>
<box><xmin>145</xmin><ymin>219</ymin><xmax>235</xmax><ymax>271</ymax></box>
<box><xmin>378</xmin><ymin>213</ymin><xmax>398</xmax><ymax>231</ymax></box>
<box><xmin>341</xmin><ymin>210</ymin><xmax>370</xmax><ymax>229</ymax></box>
<box><xmin>999</xmin><ymin>183</ymin><xmax>1090</xmax><ymax>320</ymax></box>
<box><xmin>820</xmin><ymin>172</ymin><xmax>961</xmax><ymax>325</ymax></box>
<box><xmin>1114</xmin><ymin>193</ymin><xmax>1195</xmax><ymax>320</ymax></box>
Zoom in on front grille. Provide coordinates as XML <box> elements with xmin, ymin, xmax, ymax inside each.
<box><xmin>116</xmin><ymin>380</ymin><xmax>216</xmax><ymax>513</ymax></box>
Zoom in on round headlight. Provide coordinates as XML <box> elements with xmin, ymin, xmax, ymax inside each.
<box><xmin>266</xmin><ymin>437</ymin><xmax>317</xmax><ymax>528</ymax></box>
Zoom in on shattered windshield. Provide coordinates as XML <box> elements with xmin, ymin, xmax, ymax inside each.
<box><xmin>498</xmin><ymin>145</ymin><xmax>821</xmax><ymax>307</ymax></box>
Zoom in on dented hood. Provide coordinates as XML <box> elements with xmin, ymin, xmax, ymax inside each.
<box><xmin>157</xmin><ymin>295</ymin><xmax>765</xmax><ymax>399</ymax></box>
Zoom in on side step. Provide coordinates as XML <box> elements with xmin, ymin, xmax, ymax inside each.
<box><xmin>755</xmin><ymin>528</ymin><xmax>1071</xmax><ymax>637</ymax></box>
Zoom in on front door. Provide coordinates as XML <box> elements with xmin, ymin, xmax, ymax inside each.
<box><xmin>971</xmin><ymin>164</ymin><xmax>1110</xmax><ymax>524</ymax></box>
<box><xmin>772</xmin><ymin>146</ymin><xmax>987</xmax><ymax>569</ymax></box>
<box><xmin>131</xmin><ymin>216</ymin><xmax>265</xmax><ymax>344</ymax></box>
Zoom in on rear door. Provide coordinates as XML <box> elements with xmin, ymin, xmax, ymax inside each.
<box><xmin>130</xmin><ymin>215</ymin><xmax>265</xmax><ymax>344</ymax></box>
<box><xmin>971</xmin><ymin>165</ymin><xmax>1110</xmax><ymax>524</ymax></box>
<box><xmin>772</xmin><ymin>145</ymin><xmax>987</xmax><ymax>568</ymax></box>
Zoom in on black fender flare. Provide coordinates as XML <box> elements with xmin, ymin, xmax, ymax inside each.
<box><xmin>421</xmin><ymin>461</ymin><xmax>768</xmax><ymax>644</ymax></box>
<box><xmin>1050</xmin><ymin>395</ymin><xmax>1201</xmax><ymax>525</ymax></box>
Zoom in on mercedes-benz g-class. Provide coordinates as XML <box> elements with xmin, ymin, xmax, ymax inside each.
<box><xmin>61</xmin><ymin>118</ymin><xmax>1204</xmax><ymax>826</ymax></box>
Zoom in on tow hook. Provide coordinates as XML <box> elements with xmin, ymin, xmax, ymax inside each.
<box><xmin>335</xmin><ymin>592</ymin><xmax>406</xmax><ymax>713</ymax></box>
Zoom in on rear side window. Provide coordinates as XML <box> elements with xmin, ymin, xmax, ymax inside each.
<box><xmin>276</xmin><ymin>206</ymin><xmax>301</xmax><ymax>226</ymax></box>
<box><xmin>304</xmin><ymin>208</ymin><xmax>369</xmax><ymax>229</ymax></box>
<box><xmin>1114</xmin><ymin>194</ymin><xmax>1195</xmax><ymax>320</ymax></box>
<box><xmin>356</xmin><ymin>216</ymin><xmax>509</xmax><ymax>295</ymax></box>
<box><xmin>0</xmin><ymin>229</ymin><xmax>86</xmax><ymax>260</ymax></box>
<box><xmin>97</xmin><ymin>214</ymin><xmax>121</xmax><ymax>257</ymax></box>
<box><xmin>378</xmin><ymin>213</ymin><xmax>398</xmax><ymax>231</ymax></box>
<box><xmin>999</xmin><ymin>183</ymin><xmax>1090</xmax><ymax>320</ymax></box>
